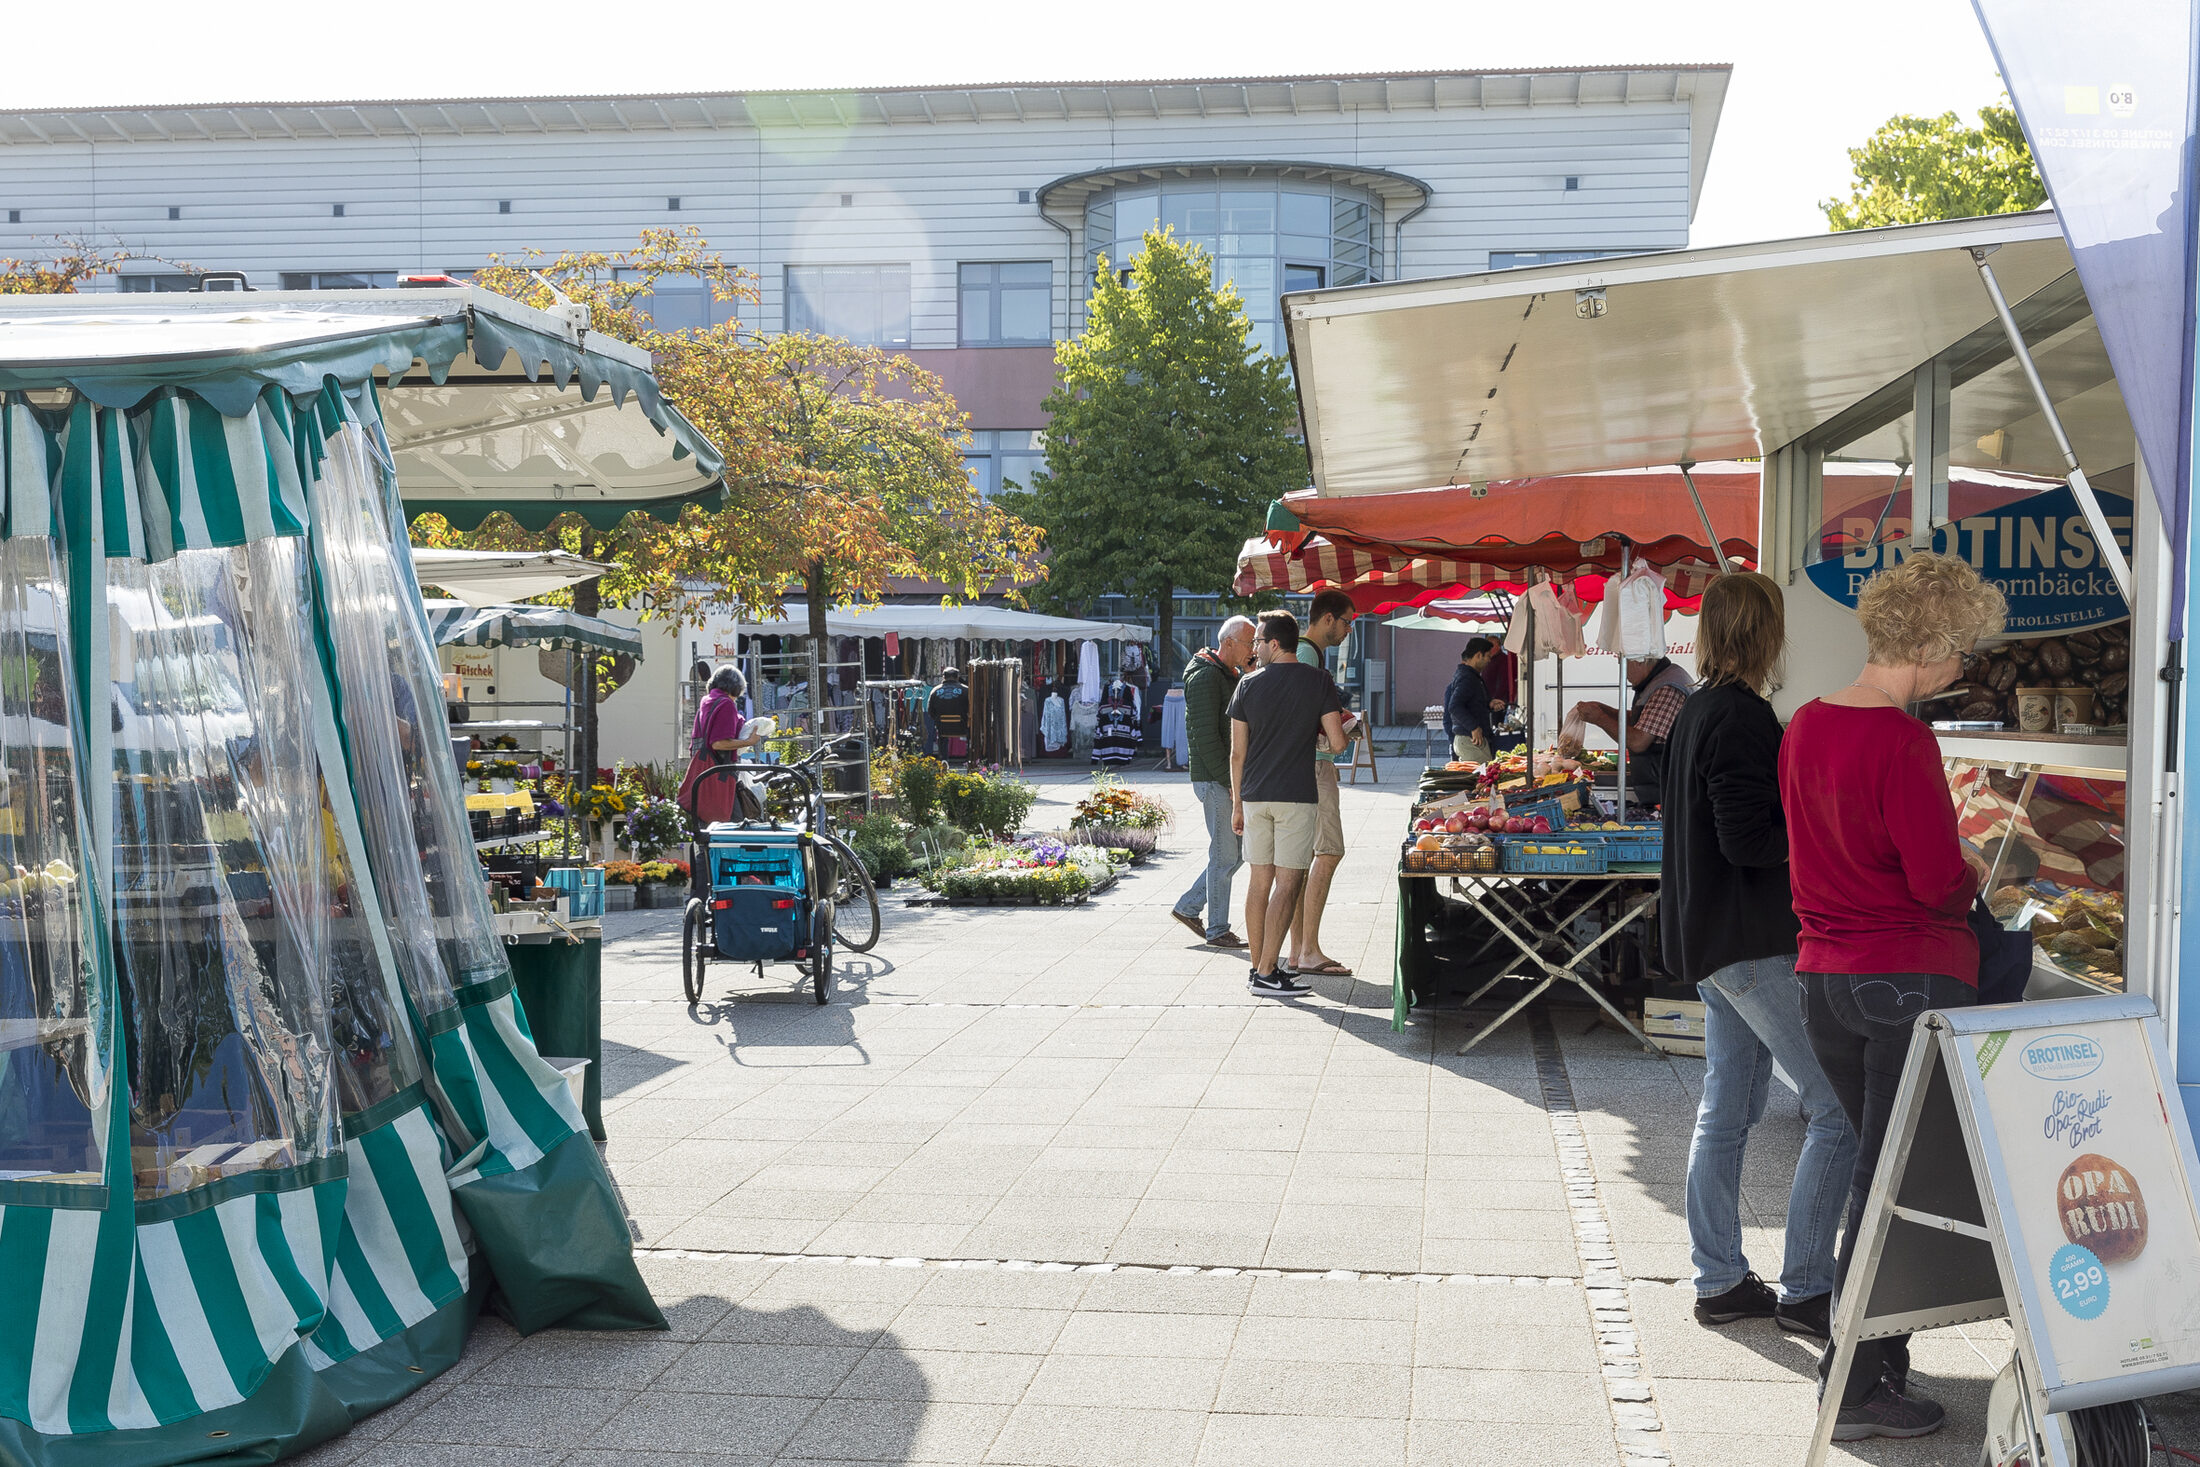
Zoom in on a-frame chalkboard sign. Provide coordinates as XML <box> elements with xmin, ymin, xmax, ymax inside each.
<box><xmin>1806</xmin><ymin>994</ymin><xmax>2200</xmax><ymax>1465</ymax></box>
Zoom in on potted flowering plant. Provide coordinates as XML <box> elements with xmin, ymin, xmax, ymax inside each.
<box><xmin>575</xmin><ymin>783</ymin><xmax>627</xmax><ymax>860</ymax></box>
<box><xmin>635</xmin><ymin>859</ymin><xmax>687</xmax><ymax>908</ymax></box>
<box><xmin>600</xmin><ymin>859</ymin><xmax>645</xmax><ymax>911</ymax></box>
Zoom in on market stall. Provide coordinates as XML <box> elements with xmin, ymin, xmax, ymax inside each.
<box><xmin>1280</xmin><ymin>209</ymin><xmax>2155</xmax><ymax>1047</ymax></box>
<box><xmin>0</xmin><ymin>286</ymin><xmax>721</xmax><ymax>1463</ymax></box>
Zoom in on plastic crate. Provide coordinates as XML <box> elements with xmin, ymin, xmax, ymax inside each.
<box><xmin>1499</xmin><ymin>839</ymin><xmax>1607</xmax><ymax>875</ymax></box>
<box><xmin>1570</xmin><ymin>823</ymin><xmax>1663</xmax><ymax>864</ymax></box>
<box><xmin>542</xmin><ymin>866</ymin><xmax>606</xmax><ymax>919</ymax></box>
<box><xmin>1502</xmin><ymin>795</ymin><xmax>1571</xmax><ymax>831</ymax></box>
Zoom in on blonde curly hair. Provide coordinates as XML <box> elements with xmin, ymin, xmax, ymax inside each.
<box><xmin>1856</xmin><ymin>551</ymin><xmax>2007</xmax><ymax>667</ymax></box>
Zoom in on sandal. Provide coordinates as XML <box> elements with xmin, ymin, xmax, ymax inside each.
<box><xmin>1295</xmin><ymin>959</ymin><xmax>1354</xmax><ymax>977</ymax></box>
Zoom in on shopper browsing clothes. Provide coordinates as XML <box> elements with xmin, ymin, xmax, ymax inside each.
<box><xmin>1171</xmin><ymin>616</ymin><xmax>1257</xmax><ymax>948</ymax></box>
<box><xmin>1779</xmin><ymin>551</ymin><xmax>2005</xmax><ymax>1442</ymax></box>
<box><xmin>1443</xmin><ymin>637</ymin><xmax>1503</xmax><ymax>762</ymax></box>
<box><xmin>928</xmin><ymin>666</ymin><xmax>971</xmax><ymax>758</ymax></box>
<box><xmin>1566</xmin><ymin>654</ymin><xmax>1694</xmax><ymax>809</ymax></box>
<box><xmin>1663</xmin><ymin>573</ymin><xmax>1855</xmax><ymax>1346</ymax></box>
<box><xmin>1283</xmin><ymin>589</ymin><xmax>1359</xmax><ymax>979</ymax></box>
<box><xmin>1228</xmin><ymin>611</ymin><xmax>1347</xmax><ymax>997</ymax></box>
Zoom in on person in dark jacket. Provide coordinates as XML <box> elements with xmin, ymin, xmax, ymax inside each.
<box><xmin>1171</xmin><ymin>617</ymin><xmax>1256</xmax><ymax>946</ymax></box>
<box><xmin>928</xmin><ymin>667</ymin><xmax>971</xmax><ymax>758</ymax></box>
<box><xmin>1663</xmin><ymin>572</ymin><xmax>1854</xmax><ymax>1347</ymax></box>
<box><xmin>1442</xmin><ymin>638</ymin><xmax>1501</xmax><ymax>761</ymax></box>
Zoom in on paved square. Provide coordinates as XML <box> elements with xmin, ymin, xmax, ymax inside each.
<box><xmin>305</xmin><ymin>765</ymin><xmax>2200</xmax><ymax>1466</ymax></box>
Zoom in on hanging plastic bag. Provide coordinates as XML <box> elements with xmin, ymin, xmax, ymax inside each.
<box><xmin>1559</xmin><ymin>710</ymin><xmax>1589</xmax><ymax>752</ymax></box>
<box><xmin>1615</xmin><ymin>563</ymin><xmax>1669</xmax><ymax>658</ymax></box>
<box><xmin>1527</xmin><ymin>582</ymin><xmax>1588</xmax><ymax>657</ymax></box>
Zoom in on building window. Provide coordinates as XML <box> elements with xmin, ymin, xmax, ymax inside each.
<box><xmin>962</xmin><ymin>431</ymin><xmax>1046</xmax><ymax>499</ymax></box>
<box><xmin>1085</xmin><ymin>177</ymin><xmax>1385</xmax><ymax>358</ymax></box>
<box><xmin>786</xmin><ymin>264</ymin><xmax>910</xmax><ymax>347</ymax></box>
<box><xmin>614</xmin><ymin>269</ymin><xmax>733</xmax><ymax>334</ymax></box>
<box><xmin>279</xmin><ymin>271</ymin><xmax>397</xmax><ymax>290</ymax></box>
<box><xmin>958</xmin><ymin>262</ymin><xmax>1052</xmax><ymax>346</ymax></box>
<box><xmin>331</xmin><ymin>204</ymin><xmax>346</xmax><ymax>218</ymax></box>
<box><xmin>1488</xmin><ymin>249</ymin><xmax>1636</xmax><ymax>271</ymax></box>
<box><xmin>118</xmin><ymin>274</ymin><xmax>198</xmax><ymax>293</ymax></box>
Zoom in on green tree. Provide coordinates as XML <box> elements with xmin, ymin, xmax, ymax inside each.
<box><xmin>1001</xmin><ymin>228</ymin><xmax>1302</xmax><ymax>667</ymax></box>
<box><xmin>1823</xmin><ymin>102</ymin><xmax>2046</xmax><ymax>230</ymax></box>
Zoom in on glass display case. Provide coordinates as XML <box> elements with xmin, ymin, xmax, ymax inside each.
<box><xmin>1942</xmin><ymin>724</ymin><xmax>2127</xmax><ymax>995</ymax></box>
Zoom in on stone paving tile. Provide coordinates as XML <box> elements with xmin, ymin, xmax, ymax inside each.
<box><xmin>986</xmin><ymin>1403</ymin><xmax>1209</xmax><ymax>1467</ymax></box>
<box><xmin>1194</xmin><ymin>1412</ymin><xmax>1407</xmax><ymax>1467</ymax></box>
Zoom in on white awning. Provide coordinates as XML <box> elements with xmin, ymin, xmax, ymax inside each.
<box><xmin>409</xmin><ymin>548</ymin><xmax>616</xmax><ymax>606</ymax></box>
<box><xmin>1282</xmin><ymin>211</ymin><xmax>2095</xmax><ymax>494</ymax></box>
<box><xmin>716</xmin><ymin>603</ymin><xmax>1152</xmax><ymax>643</ymax></box>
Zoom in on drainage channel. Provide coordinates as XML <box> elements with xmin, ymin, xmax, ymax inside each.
<box><xmin>631</xmin><ymin>1247</ymin><xmax>1599</xmax><ymax>1289</ymax></box>
<box><xmin>1530</xmin><ymin>1006</ymin><xmax>1671</xmax><ymax>1465</ymax></box>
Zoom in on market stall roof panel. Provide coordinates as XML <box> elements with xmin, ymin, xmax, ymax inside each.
<box><xmin>727</xmin><ymin>603</ymin><xmax>1153</xmax><ymax>643</ymax></box>
<box><xmin>1282</xmin><ymin>211</ymin><xmax>2084</xmax><ymax>494</ymax></box>
<box><xmin>0</xmin><ymin>286</ymin><xmax>725</xmax><ymax>529</ymax></box>
<box><xmin>410</xmin><ymin>547</ymin><xmax>617</xmax><ymax>606</ymax></box>
<box><xmin>422</xmin><ymin>598</ymin><xmax>644</xmax><ymax>659</ymax></box>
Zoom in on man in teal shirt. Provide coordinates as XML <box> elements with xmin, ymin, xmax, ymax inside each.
<box><xmin>1284</xmin><ymin>590</ymin><xmax>1357</xmax><ymax>977</ymax></box>
<box><xmin>1170</xmin><ymin>616</ymin><xmax>1257</xmax><ymax>945</ymax></box>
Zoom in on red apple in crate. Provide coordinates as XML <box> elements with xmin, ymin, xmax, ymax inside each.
<box><xmin>1445</xmin><ymin>813</ymin><xmax>1469</xmax><ymax>834</ymax></box>
<box><xmin>1531</xmin><ymin>817</ymin><xmax>1552</xmax><ymax>834</ymax></box>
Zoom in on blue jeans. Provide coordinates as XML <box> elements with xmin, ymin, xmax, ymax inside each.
<box><xmin>1685</xmin><ymin>953</ymin><xmax>1857</xmax><ymax>1303</ymax></box>
<box><xmin>1173</xmin><ymin>780</ymin><xmax>1242</xmax><ymax>939</ymax></box>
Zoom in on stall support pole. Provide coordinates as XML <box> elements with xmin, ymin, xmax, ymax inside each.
<box><xmin>1522</xmin><ymin>582</ymin><xmax>1537</xmax><ymax>755</ymax></box>
<box><xmin>1615</xmin><ymin>548</ymin><xmax>1632</xmax><ymax>814</ymax></box>
<box><xmin>1676</xmin><ymin>462</ymin><xmax>1734</xmax><ymax>575</ymax></box>
<box><xmin>1969</xmin><ymin>246</ymin><xmax>2133</xmax><ymax>602</ymax></box>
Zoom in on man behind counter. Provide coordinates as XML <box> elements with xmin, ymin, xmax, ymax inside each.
<box><xmin>1566</xmin><ymin>654</ymin><xmax>1694</xmax><ymax>808</ymax></box>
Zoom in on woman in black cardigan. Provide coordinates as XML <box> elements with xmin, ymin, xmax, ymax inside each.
<box><xmin>1662</xmin><ymin>574</ymin><xmax>1857</xmax><ymax>1354</ymax></box>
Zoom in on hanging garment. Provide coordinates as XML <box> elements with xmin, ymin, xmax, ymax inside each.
<box><xmin>1076</xmin><ymin>640</ymin><xmax>1103</xmax><ymax>704</ymax></box>
<box><xmin>885</xmin><ymin>631</ymin><xmax>900</xmax><ymax>658</ymax></box>
<box><xmin>1092</xmin><ymin>677</ymin><xmax>1142</xmax><ymax>764</ymax></box>
<box><xmin>1040</xmin><ymin>691</ymin><xmax>1070</xmax><ymax>756</ymax></box>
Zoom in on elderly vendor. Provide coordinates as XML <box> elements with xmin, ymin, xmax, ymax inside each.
<box><xmin>1566</xmin><ymin>654</ymin><xmax>1695</xmax><ymax>809</ymax></box>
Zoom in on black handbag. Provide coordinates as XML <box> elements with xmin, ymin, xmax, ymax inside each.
<box><xmin>1969</xmin><ymin>898</ymin><xmax>2034</xmax><ymax>1005</ymax></box>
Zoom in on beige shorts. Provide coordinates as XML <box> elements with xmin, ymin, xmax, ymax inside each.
<box><xmin>1242</xmin><ymin>800</ymin><xmax>1318</xmax><ymax>870</ymax></box>
<box><xmin>1313</xmin><ymin>760</ymin><xmax>1344</xmax><ymax>858</ymax></box>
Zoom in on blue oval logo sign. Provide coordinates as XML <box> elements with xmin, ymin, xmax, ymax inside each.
<box><xmin>2021</xmin><ymin>1033</ymin><xmax>2105</xmax><ymax>1082</ymax></box>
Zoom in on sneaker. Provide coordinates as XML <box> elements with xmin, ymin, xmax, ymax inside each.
<box><xmin>1775</xmin><ymin>1292</ymin><xmax>1831</xmax><ymax>1341</ymax></box>
<box><xmin>1248</xmin><ymin>971</ymin><xmax>1314</xmax><ymax>997</ymax></box>
<box><xmin>1693</xmin><ymin>1272</ymin><xmax>1778</xmax><ymax>1326</ymax></box>
<box><xmin>1832</xmin><ymin>1382</ymin><xmax>1945</xmax><ymax>1441</ymax></box>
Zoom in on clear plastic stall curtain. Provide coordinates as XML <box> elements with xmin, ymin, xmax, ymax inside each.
<box><xmin>0</xmin><ymin>380</ymin><xmax>656</xmax><ymax>1466</ymax></box>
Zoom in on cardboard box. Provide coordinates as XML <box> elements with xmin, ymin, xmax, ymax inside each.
<box><xmin>1642</xmin><ymin>997</ymin><xmax>1706</xmax><ymax>1058</ymax></box>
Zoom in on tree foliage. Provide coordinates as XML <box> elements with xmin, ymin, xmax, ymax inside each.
<box><xmin>999</xmin><ymin>228</ymin><xmax>1302</xmax><ymax>662</ymax></box>
<box><xmin>0</xmin><ymin>239</ymin><xmax>170</xmax><ymax>294</ymax></box>
<box><xmin>1823</xmin><ymin>103</ymin><xmax>2046</xmax><ymax>231</ymax></box>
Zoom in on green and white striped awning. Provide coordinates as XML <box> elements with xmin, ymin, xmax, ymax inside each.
<box><xmin>422</xmin><ymin>598</ymin><xmax>645</xmax><ymax>659</ymax></box>
<box><xmin>0</xmin><ymin>287</ymin><xmax>725</xmax><ymax>532</ymax></box>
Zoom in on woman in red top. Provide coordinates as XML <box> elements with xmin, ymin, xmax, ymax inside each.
<box><xmin>1777</xmin><ymin>551</ymin><xmax>2004</xmax><ymax>1442</ymax></box>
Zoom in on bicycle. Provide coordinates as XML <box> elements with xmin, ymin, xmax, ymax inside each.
<box><xmin>767</xmin><ymin>733</ymin><xmax>881</xmax><ymax>954</ymax></box>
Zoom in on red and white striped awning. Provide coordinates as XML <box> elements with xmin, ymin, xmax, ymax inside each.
<box><xmin>1233</xmin><ymin>533</ymin><xmax>1730</xmax><ymax>608</ymax></box>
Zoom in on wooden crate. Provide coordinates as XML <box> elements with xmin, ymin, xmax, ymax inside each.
<box><xmin>1643</xmin><ymin>997</ymin><xmax>1706</xmax><ymax>1058</ymax></box>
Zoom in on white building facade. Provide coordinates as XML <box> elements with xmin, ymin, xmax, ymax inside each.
<box><xmin>0</xmin><ymin>68</ymin><xmax>1728</xmax><ymax>467</ymax></box>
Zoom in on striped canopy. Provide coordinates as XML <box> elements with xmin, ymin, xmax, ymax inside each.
<box><xmin>423</xmin><ymin>599</ymin><xmax>645</xmax><ymax>659</ymax></box>
<box><xmin>1234</xmin><ymin>533</ymin><xmax>1729</xmax><ymax>609</ymax></box>
<box><xmin>0</xmin><ymin>312</ymin><xmax>667</xmax><ymax>1461</ymax></box>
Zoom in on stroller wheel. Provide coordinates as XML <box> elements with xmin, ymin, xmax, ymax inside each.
<box><xmin>682</xmin><ymin>900</ymin><xmax>706</xmax><ymax>1006</ymax></box>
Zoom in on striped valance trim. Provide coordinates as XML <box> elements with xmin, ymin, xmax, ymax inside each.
<box><xmin>0</xmin><ymin>380</ymin><xmax>354</xmax><ymax>560</ymax></box>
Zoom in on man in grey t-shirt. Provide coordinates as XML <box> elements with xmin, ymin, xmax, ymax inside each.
<box><xmin>1228</xmin><ymin>610</ymin><xmax>1346</xmax><ymax>997</ymax></box>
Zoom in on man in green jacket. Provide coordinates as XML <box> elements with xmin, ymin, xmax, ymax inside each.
<box><xmin>1171</xmin><ymin>616</ymin><xmax>1257</xmax><ymax>946</ymax></box>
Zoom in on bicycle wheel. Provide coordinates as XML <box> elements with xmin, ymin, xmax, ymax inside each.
<box><xmin>825</xmin><ymin>834</ymin><xmax>880</xmax><ymax>952</ymax></box>
<box><xmin>681</xmin><ymin>899</ymin><xmax>707</xmax><ymax>1005</ymax></box>
<box><xmin>811</xmin><ymin>906</ymin><xmax>834</xmax><ymax>1005</ymax></box>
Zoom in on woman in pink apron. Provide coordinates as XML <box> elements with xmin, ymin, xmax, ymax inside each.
<box><xmin>680</xmin><ymin>665</ymin><xmax>763</xmax><ymax>825</ymax></box>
